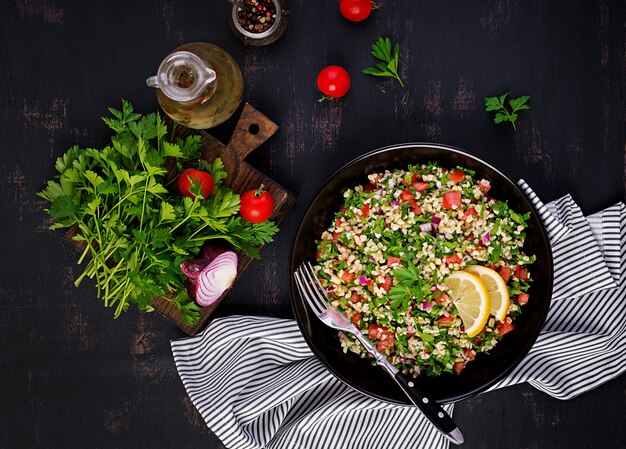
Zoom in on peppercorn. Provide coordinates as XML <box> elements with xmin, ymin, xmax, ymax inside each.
<box><xmin>237</xmin><ymin>0</ymin><xmax>277</xmax><ymax>33</ymax></box>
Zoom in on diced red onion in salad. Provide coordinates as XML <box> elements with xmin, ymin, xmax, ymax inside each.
<box><xmin>359</xmin><ymin>275</ymin><xmax>368</xmax><ymax>285</ymax></box>
<box><xmin>432</xmin><ymin>216</ymin><xmax>441</xmax><ymax>225</ymax></box>
<box><xmin>421</xmin><ymin>301</ymin><xmax>432</xmax><ymax>310</ymax></box>
<box><xmin>391</xmin><ymin>200</ymin><xmax>400</xmax><ymax>206</ymax></box>
<box><xmin>419</xmin><ymin>222</ymin><xmax>432</xmax><ymax>233</ymax></box>
<box><xmin>481</xmin><ymin>231</ymin><xmax>491</xmax><ymax>245</ymax></box>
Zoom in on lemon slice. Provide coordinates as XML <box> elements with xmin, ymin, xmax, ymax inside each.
<box><xmin>463</xmin><ymin>265</ymin><xmax>510</xmax><ymax>322</ymax></box>
<box><xmin>442</xmin><ymin>271</ymin><xmax>490</xmax><ymax>338</ymax></box>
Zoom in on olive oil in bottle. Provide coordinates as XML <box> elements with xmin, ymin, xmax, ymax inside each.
<box><xmin>146</xmin><ymin>42</ymin><xmax>243</xmax><ymax>129</ymax></box>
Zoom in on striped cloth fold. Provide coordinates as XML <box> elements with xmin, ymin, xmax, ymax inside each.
<box><xmin>171</xmin><ymin>182</ymin><xmax>626</xmax><ymax>449</ymax></box>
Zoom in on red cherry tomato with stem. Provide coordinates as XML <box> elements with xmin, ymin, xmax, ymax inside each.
<box><xmin>317</xmin><ymin>66</ymin><xmax>350</xmax><ymax>101</ymax></box>
<box><xmin>240</xmin><ymin>184</ymin><xmax>275</xmax><ymax>223</ymax></box>
<box><xmin>178</xmin><ymin>168</ymin><xmax>214</xmax><ymax>200</ymax></box>
<box><xmin>340</xmin><ymin>0</ymin><xmax>373</xmax><ymax>22</ymax></box>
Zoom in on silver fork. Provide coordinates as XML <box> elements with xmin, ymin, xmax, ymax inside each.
<box><xmin>294</xmin><ymin>262</ymin><xmax>464</xmax><ymax>446</ymax></box>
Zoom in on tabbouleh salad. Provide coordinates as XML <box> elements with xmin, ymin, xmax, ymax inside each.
<box><xmin>313</xmin><ymin>163</ymin><xmax>535</xmax><ymax>377</ymax></box>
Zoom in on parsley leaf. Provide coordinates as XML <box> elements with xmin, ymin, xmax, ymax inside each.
<box><xmin>363</xmin><ymin>37</ymin><xmax>405</xmax><ymax>88</ymax></box>
<box><xmin>483</xmin><ymin>92</ymin><xmax>531</xmax><ymax>131</ymax></box>
<box><xmin>386</xmin><ymin>262</ymin><xmax>426</xmax><ymax>311</ymax></box>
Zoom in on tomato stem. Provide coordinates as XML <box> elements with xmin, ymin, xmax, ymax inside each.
<box><xmin>254</xmin><ymin>184</ymin><xmax>265</xmax><ymax>197</ymax></box>
<box><xmin>318</xmin><ymin>94</ymin><xmax>334</xmax><ymax>103</ymax></box>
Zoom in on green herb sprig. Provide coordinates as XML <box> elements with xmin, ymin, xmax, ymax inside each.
<box><xmin>363</xmin><ymin>36</ymin><xmax>404</xmax><ymax>88</ymax></box>
<box><xmin>484</xmin><ymin>93</ymin><xmax>531</xmax><ymax>131</ymax></box>
<box><xmin>387</xmin><ymin>263</ymin><xmax>428</xmax><ymax>310</ymax></box>
<box><xmin>38</xmin><ymin>100</ymin><xmax>278</xmax><ymax>325</ymax></box>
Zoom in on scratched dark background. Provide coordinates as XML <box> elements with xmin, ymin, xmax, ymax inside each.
<box><xmin>1</xmin><ymin>0</ymin><xmax>625</xmax><ymax>448</ymax></box>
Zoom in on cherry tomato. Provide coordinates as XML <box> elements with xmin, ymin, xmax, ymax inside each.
<box><xmin>442</xmin><ymin>191</ymin><xmax>462</xmax><ymax>209</ymax></box>
<box><xmin>368</xmin><ymin>324</ymin><xmax>385</xmax><ymax>340</ymax></box>
<box><xmin>413</xmin><ymin>181</ymin><xmax>429</xmax><ymax>192</ymax></box>
<box><xmin>453</xmin><ymin>361</ymin><xmax>466</xmax><ymax>375</ymax></box>
<box><xmin>349</xmin><ymin>291</ymin><xmax>362</xmax><ymax>304</ymax></box>
<box><xmin>377</xmin><ymin>332</ymin><xmax>394</xmax><ymax>353</ymax></box>
<box><xmin>317</xmin><ymin>66</ymin><xmax>351</xmax><ymax>99</ymax></box>
<box><xmin>515</xmin><ymin>264</ymin><xmax>529</xmax><ymax>281</ymax></box>
<box><xmin>436</xmin><ymin>315</ymin><xmax>455</xmax><ymax>327</ymax></box>
<box><xmin>449</xmin><ymin>170</ymin><xmax>465</xmax><ymax>182</ymax></box>
<box><xmin>400</xmin><ymin>190</ymin><xmax>415</xmax><ymax>202</ymax></box>
<box><xmin>177</xmin><ymin>168</ymin><xmax>214</xmax><ymax>200</ymax></box>
<box><xmin>339</xmin><ymin>0</ymin><xmax>373</xmax><ymax>22</ymax></box>
<box><xmin>477</xmin><ymin>181</ymin><xmax>491</xmax><ymax>194</ymax></box>
<box><xmin>463</xmin><ymin>207</ymin><xmax>477</xmax><ymax>220</ymax></box>
<box><xmin>498</xmin><ymin>266</ymin><xmax>512</xmax><ymax>282</ymax></box>
<box><xmin>357</xmin><ymin>203</ymin><xmax>370</xmax><ymax>218</ymax></box>
<box><xmin>380</xmin><ymin>275</ymin><xmax>393</xmax><ymax>292</ymax></box>
<box><xmin>463</xmin><ymin>348</ymin><xmax>476</xmax><ymax>361</ymax></box>
<box><xmin>496</xmin><ymin>321</ymin><xmax>515</xmax><ymax>336</ymax></box>
<box><xmin>341</xmin><ymin>271</ymin><xmax>355</xmax><ymax>283</ymax></box>
<box><xmin>240</xmin><ymin>184</ymin><xmax>275</xmax><ymax>223</ymax></box>
<box><xmin>445</xmin><ymin>254</ymin><xmax>463</xmax><ymax>265</ymax></box>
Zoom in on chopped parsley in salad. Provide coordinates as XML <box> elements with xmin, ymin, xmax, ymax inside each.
<box><xmin>314</xmin><ymin>163</ymin><xmax>535</xmax><ymax>377</ymax></box>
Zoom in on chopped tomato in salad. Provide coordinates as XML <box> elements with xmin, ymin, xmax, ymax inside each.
<box><xmin>314</xmin><ymin>163</ymin><xmax>535</xmax><ymax>377</ymax></box>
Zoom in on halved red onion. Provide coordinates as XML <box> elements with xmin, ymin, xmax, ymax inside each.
<box><xmin>181</xmin><ymin>248</ymin><xmax>238</xmax><ymax>307</ymax></box>
<box><xmin>195</xmin><ymin>251</ymin><xmax>238</xmax><ymax>306</ymax></box>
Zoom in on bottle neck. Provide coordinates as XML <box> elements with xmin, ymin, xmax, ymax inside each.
<box><xmin>149</xmin><ymin>51</ymin><xmax>217</xmax><ymax>103</ymax></box>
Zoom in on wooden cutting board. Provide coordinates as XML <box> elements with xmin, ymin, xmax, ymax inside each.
<box><xmin>153</xmin><ymin>103</ymin><xmax>296</xmax><ymax>334</ymax></box>
<box><xmin>67</xmin><ymin>103</ymin><xmax>295</xmax><ymax>335</ymax></box>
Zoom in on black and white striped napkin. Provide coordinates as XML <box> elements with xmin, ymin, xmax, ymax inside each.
<box><xmin>171</xmin><ymin>181</ymin><xmax>626</xmax><ymax>449</ymax></box>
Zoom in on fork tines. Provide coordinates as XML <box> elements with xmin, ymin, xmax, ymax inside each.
<box><xmin>294</xmin><ymin>262</ymin><xmax>330</xmax><ymax>316</ymax></box>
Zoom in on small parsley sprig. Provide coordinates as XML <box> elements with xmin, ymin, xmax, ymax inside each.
<box><xmin>387</xmin><ymin>263</ymin><xmax>429</xmax><ymax>310</ymax></box>
<box><xmin>484</xmin><ymin>93</ymin><xmax>531</xmax><ymax>131</ymax></box>
<box><xmin>363</xmin><ymin>36</ymin><xmax>404</xmax><ymax>88</ymax></box>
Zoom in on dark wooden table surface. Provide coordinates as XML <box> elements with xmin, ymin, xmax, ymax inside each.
<box><xmin>1</xmin><ymin>1</ymin><xmax>625</xmax><ymax>448</ymax></box>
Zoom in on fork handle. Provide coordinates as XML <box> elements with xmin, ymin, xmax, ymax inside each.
<box><xmin>351</xmin><ymin>332</ymin><xmax>464</xmax><ymax>444</ymax></box>
<box><xmin>392</xmin><ymin>372</ymin><xmax>463</xmax><ymax>444</ymax></box>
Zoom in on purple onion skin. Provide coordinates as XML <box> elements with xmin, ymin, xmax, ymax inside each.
<box><xmin>184</xmin><ymin>279</ymin><xmax>196</xmax><ymax>301</ymax></box>
<box><xmin>200</xmin><ymin>244</ymin><xmax>234</xmax><ymax>260</ymax></box>
<box><xmin>180</xmin><ymin>258</ymin><xmax>212</xmax><ymax>281</ymax></box>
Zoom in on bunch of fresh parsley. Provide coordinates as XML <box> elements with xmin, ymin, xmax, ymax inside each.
<box><xmin>363</xmin><ymin>36</ymin><xmax>404</xmax><ymax>87</ymax></box>
<box><xmin>38</xmin><ymin>100</ymin><xmax>278</xmax><ymax>325</ymax></box>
